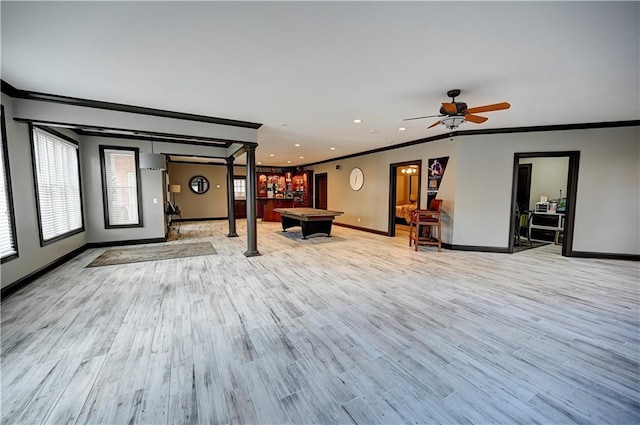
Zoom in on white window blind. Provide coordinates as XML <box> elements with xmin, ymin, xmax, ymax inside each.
<box><xmin>1</xmin><ymin>112</ymin><xmax>17</xmax><ymax>259</ymax></box>
<box><xmin>33</xmin><ymin>128</ymin><xmax>83</xmax><ymax>242</ymax></box>
<box><xmin>234</xmin><ymin>178</ymin><xmax>246</xmax><ymax>200</ymax></box>
<box><xmin>103</xmin><ymin>148</ymin><xmax>140</xmax><ymax>226</ymax></box>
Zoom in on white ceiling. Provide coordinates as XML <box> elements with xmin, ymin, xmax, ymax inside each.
<box><xmin>2</xmin><ymin>1</ymin><xmax>638</xmax><ymax>166</ymax></box>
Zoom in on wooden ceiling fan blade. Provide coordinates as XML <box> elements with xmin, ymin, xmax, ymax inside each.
<box><xmin>403</xmin><ymin>114</ymin><xmax>443</xmax><ymax>121</ymax></box>
<box><xmin>466</xmin><ymin>102</ymin><xmax>511</xmax><ymax>114</ymax></box>
<box><xmin>465</xmin><ymin>114</ymin><xmax>488</xmax><ymax>124</ymax></box>
<box><xmin>427</xmin><ymin>120</ymin><xmax>441</xmax><ymax>129</ymax></box>
<box><xmin>441</xmin><ymin>102</ymin><xmax>458</xmax><ymax>114</ymax></box>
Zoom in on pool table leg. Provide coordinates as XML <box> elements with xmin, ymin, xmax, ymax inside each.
<box><xmin>300</xmin><ymin>220</ymin><xmax>333</xmax><ymax>239</ymax></box>
<box><xmin>280</xmin><ymin>215</ymin><xmax>298</xmax><ymax>232</ymax></box>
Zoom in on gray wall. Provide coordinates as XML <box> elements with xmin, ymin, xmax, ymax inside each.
<box><xmin>81</xmin><ymin>138</ymin><xmax>240</xmax><ymax>243</ymax></box>
<box><xmin>520</xmin><ymin>157</ymin><xmax>569</xmax><ymax>210</ymax></box>
<box><xmin>309</xmin><ymin>125</ymin><xmax>639</xmax><ymax>255</ymax></box>
<box><xmin>309</xmin><ymin>138</ymin><xmax>458</xmax><ymax>242</ymax></box>
<box><xmin>1</xmin><ymin>95</ymin><xmax>245</xmax><ymax>288</ymax></box>
<box><xmin>80</xmin><ymin>136</ymin><xmax>166</xmax><ymax>244</ymax></box>
<box><xmin>453</xmin><ymin>127</ymin><xmax>639</xmax><ymax>254</ymax></box>
<box><xmin>1</xmin><ymin>94</ymin><xmax>87</xmax><ymax>289</ymax></box>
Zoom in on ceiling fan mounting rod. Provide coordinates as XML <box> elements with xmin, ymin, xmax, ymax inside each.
<box><xmin>447</xmin><ymin>89</ymin><xmax>461</xmax><ymax>101</ymax></box>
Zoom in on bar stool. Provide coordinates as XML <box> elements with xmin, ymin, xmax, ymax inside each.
<box><xmin>408</xmin><ymin>199</ymin><xmax>443</xmax><ymax>252</ymax></box>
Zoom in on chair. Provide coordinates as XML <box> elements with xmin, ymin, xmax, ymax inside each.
<box><xmin>408</xmin><ymin>199</ymin><xmax>443</xmax><ymax>252</ymax></box>
<box><xmin>514</xmin><ymin>205</ymin><xmax>525</xmax><ymax>247</ymax></box>
<box><xmin>515</xmin><ymin>207</ymin><xmax>533</xmax><ymax>247</ymax></box>
<box><xmin>166</xmin><ymin>202</ymin><xmax>182</xmax><ymax>234</ymax></box>
<box><xmin>555</xmin><ymin>215</ymin><xmax>565</xmax><ymax>245</ymax></box>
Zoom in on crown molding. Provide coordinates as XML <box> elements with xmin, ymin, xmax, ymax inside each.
<box><xmin>303</xmin><ymin>119</ymin><xmax>640</xmax><ymax>167</ymax></box>
<box><xmin>1</xmin><ymin>79</ymin><xmax>262</xmax><ymax>129</ymax></box>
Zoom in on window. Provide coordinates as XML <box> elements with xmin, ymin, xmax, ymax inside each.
<box><xmin>234</xmin><ymin>177</ymin><xmax>246</xmax><ymax>200</ymax></box>
<box><xmin>1</xmin><ymin>105</ymin><xmax>18</xmax><ymax>261</ymax></box>
<box><xmin>31</xmin><ymin>126</ymin><xmax>84</xmax><ymax>245</ymax></box>
<box><xmin>100</xmin><ymin>146</ymin><xmax>143</xmax><ymax>227</ymax></box>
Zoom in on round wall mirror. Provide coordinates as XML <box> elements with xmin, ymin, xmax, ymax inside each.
<box><xmin>189</xmin><ymin>175</ymin><xmax>210</xmax><ymax>194</ymax></box>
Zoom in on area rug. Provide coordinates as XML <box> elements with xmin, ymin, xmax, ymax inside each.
<box><xmin>86</xmin><ymin>242</ymin><xmax>216</xmax><ymax>267</ymax></box>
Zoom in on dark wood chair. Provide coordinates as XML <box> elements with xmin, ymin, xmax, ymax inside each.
<box><xmin>514</xmin><ymin>205</ymin><xmax>532</xmax><ymax>247</ymax></box>
<box><xmin>166</xmin><ymin>202</ymin><xmax>182</xmax><ymax>234</ymax></box>
<box><xmin>409</xmin><ymin>199</ymin><xmax>443</xmax><ymax>252</ymax></box>
<box><xmin>514</xmin><ymin>204</ymin><xmax>523</xmax><ymax>246</ymax></box>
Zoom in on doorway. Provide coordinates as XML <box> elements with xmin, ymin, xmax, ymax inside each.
<box><xmin>516</xmin><ymin>163</ymin><xmax>532</xmax><ymax>213</ymax></box>
<box><xmin>314</xmin><ymin>173</ymin><xmax>328</xmax><ymax>209</ymax></box>
<box><xmin>388</xmin><ymin>160</ymin><xmax>422</xmax><ymax>237</ymax></box>
<box><xmin>510</xmin><ymin>151</ymin><xmax>580</xmax><ymax>256</ymax></box>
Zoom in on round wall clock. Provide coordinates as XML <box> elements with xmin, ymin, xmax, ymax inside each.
<box><xmin>349</xmin><ymin>167</ymin><xmax>364</xmax><ymax>191</ymax></box>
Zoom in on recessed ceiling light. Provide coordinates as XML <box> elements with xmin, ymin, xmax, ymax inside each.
<box><xmin>287</xmin><ymin>160</ymin><xmax>291</xmax><ymax>164</ymax></box>
<box><xmin>299</xmin><ymin>156</ymin><xmax>304</xmax><ymax>159</ymax></box>
<box><xmin>294</xmin><ymin>143</ymin><xmax>301</xmax><ymax>147</ymax></box>
<box><xmin>399</xmin><ymin>127</ymin><xmax>406</xmax><ymax>131</ymax></box>
<box><xmin>269</xmin><ymin>153</ymin><xmax>275</xmax><ymax>157</ymax></box>
<box><xmin>353</xmin><ymin>119</ymin><xmax>362</xmax><ymax>124</ymax></box>
<box><xmin>257</xmin><ymin>161</ymin><xmax>262</xmax><ymax>165</ymax></box>
<box><xmin>369</xmin><ymin>130</ymin><xmax>376</xmax><ymax>134</ymax></box>
<box><xmin>280</xmin><ymin>123</ymin><xmax>288</xmax><ymax>127</ymax></box>
<box><xmin>330</xmin><ymin>147</ymin><xmax>336</xmax><ymax>150</ymax></box>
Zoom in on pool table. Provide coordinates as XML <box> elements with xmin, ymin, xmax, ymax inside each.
<box><xmin>272</xmin><ymin>207</ymin><xmax>344</xmax><ymax>239</ymax></box>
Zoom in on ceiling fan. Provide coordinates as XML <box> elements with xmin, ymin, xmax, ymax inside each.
<box><xmin>404</xmin><ymin>89</ymin><xmax>510</xmax><ymax>130</ymax></box>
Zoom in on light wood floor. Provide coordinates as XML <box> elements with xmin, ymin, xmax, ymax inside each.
<box><xmin>2</xmin><ymin>220</ymin><xmax>639</xmax><ymax>424</ymax></box>
<box><xmin>394</xmin><ymin>223</ymin><xmax>410</xmax><ymax>239</ymax></box>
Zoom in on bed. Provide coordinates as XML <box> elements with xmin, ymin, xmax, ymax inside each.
<box><xmin>395</xmin><ymin>203</ymin><xmax>417</xmax><ymax>224</ymax></box>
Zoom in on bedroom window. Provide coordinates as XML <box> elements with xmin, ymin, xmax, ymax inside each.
<box><xmin>100</xmin><ymin>146</ymin><xmax>143</xmax><ymax>228</ymax></box>
<box><xmin>0</xmin><ymin>105</ymin><xmax>18</xmax><ymax>262</ymax></box>
<box><xmin>31</xmin><ymin>126</ymin><xmax>84</xmax><ymax>245</ymax></box>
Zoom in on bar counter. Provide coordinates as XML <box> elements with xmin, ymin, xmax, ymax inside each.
<box><xmin>257</xmin><ymin>198</ymin><xmax>295</xmax><ymax>222</ymax></box>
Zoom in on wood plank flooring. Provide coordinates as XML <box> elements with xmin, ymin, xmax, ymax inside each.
<box><xmin>2</xmin><ymin>220</ymin><xmax>639</xmax><ymax>424</ymax></box>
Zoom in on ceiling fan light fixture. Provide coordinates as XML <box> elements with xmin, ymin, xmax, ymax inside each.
<box><xmin>440</xmin><ymin>116</ymin><xmax>466</xmax><ymax>130</ymax></box>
